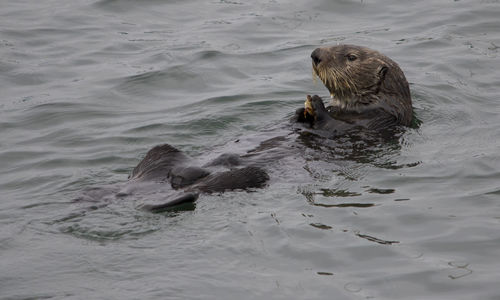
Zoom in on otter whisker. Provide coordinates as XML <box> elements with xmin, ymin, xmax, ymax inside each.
<box><xmin>312</xmin><ymin>67</ymin><xmax>318</xmax><ymax>85</ymax></box>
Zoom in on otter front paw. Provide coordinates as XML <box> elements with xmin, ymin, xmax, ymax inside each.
<box><xmin>291</xmin><ymin>107</ymin><xmax>306</xmax><ymax>123</ymax></box>
<box><xmin>291</xmin><ymin>95</ymin><xmax>325</xmax><ymax>126</ymax></box>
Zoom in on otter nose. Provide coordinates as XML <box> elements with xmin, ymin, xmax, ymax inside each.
<box><xmin>311</xmin><ymin>48</ymin><xmax>322</xmax><ymax>65</ymax></box>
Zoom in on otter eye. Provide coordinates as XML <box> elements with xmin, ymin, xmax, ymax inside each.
<box><xmin>346</xmin><ymin>54</ymin><xmax>357</xmax><ymax>61</ymax></box>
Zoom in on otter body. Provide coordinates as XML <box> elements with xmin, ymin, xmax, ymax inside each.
<box><xmin>79</xmin><ymin>45</ymin><xmax>413</xmax><ymax>213</ymax></box>
<box><xmin>296</xmin><ymin>44</ymin><xmax>412</xmax><ymax>132</ymax></box>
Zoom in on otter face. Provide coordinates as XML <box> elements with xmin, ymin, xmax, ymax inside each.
<box><xmin>311</xmin><ymin>45</ymin><xmax>391</xmax><ymax>106</ymax></box>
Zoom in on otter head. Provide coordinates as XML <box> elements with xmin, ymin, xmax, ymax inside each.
<box><xmin>311</xmin><ymin>44</ymin><xmax>411</xmax><ymax>113</ymax></box>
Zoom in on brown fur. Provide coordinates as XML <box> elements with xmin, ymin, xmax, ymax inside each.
<box><xmin>310</xmin><ymin>44</ymin><xmax>413</xmax><ymax>127</ymax></box>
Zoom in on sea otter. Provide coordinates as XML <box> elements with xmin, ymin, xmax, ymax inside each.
<box><xmin>78</xmin><ymin>45</ymin><xmax>413</xmax><ymax>213</ymax></box>
<box><xmin>126</xmin><ymin>45</ymin><xmax>413</xmax><ymax>211</ymax></box>
<box><xmin>294</xmin><ymin>44</ymin><xmax>412</xmax><ymax>132</ymax></box>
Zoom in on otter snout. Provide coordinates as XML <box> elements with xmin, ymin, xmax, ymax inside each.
<box><xmin>311</xmin><ymin>48</ymin><xmax>322</xmax><ymax>66</ymax></box>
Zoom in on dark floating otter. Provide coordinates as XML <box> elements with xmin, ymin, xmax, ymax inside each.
<box><xmin>78</xmin><ymin>45</ymin><xmax>413</xmax><ymax>213</ymax></box>
<box><xmin>295</xmin><ymin>44</ymin><xmax>413</xmax><ymax>132</ymax></box>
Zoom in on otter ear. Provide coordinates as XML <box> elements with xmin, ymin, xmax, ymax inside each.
<box><xmin>377</xmin><ymin>64</ymin><xmax>388</xmax><ymax>81</ymax></box>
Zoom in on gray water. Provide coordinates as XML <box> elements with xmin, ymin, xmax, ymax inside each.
<box><xmin>1</xmin><ymin>0</ymin><xmax>500</xmax><ymax>299</ymax></box>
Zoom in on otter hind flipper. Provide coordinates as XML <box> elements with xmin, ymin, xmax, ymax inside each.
<box><xmin>130</xmin><ymin>144</ymin><xmax>189</xmax><ymax>181</ymax></box>
<box><xmin>193</xmin><ymin>166</ymin><xmax>269</xmax><ymax>193</ymax></box>
<box><xmin>169</xmin><ymin>166</ymin><xmax>210</xmax><ymax>189</ymax></box>
<box><xmin>139</xmin><ymin>192</ymin><xmax>199</xmax><ymax>213</ymax></box>
<box><xmin>203</xmin><ymin>153</ymin><xmax>242</xmax><ymax>168</ymax></box>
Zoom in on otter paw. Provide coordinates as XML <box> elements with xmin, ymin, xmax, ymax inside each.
<box><xmin>304</xmin><ymin>95</ymin><xmax>315</xmax><ymax>117</ymax></box>
<box><xmin>291</xmin><ymin>107</ymin><xmax>307</xmax><ymax>123</ymax></box>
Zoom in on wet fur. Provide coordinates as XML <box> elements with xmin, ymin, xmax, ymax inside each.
<box><xmin>306</xmin><ymin>44</ymin><xmax>413</xmax><ymax>130</ymax></box>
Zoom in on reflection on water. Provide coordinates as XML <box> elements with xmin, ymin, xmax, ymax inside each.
<box><xmin>354</xmin><ymin>231</ymin><xmax>400</xmax><ymax>245</ymax></box>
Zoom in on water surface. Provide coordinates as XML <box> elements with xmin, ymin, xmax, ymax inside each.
<box><xmin>1</xmin><ymin>0</ymin><xmax>500</xmax><ymax>299</ymax></box>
